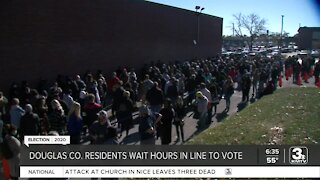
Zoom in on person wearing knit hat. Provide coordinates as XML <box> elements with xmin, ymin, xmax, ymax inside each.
<box><xmin>196</xmin><ymin>91</ymin><xmax>204</xmax><ymax>98</ymax></box>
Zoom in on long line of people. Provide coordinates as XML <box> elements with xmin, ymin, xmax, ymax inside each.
<box><xmin>1</xmin><ymin>53</ymin><xmax>319</xmax><ymax>179</ymax></box>
<box><xmin>2</xmin><ymin>54</ymin><xmax>318</xmax><ymax>143</ymax></box>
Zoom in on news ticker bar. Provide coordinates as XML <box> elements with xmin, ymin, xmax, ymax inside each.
<box><xmin>20</xmin><ymin>166</ymin><xmax>320</xmax><ymax>178</ymax></box>
<box><xmin>21</xmin><ymin>145</ymin><xmax>320</xmax><ymax>166</ymax></box>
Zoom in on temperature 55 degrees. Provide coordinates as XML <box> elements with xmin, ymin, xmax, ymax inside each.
<box><xmin>266</xmin><ymin>156</ymin><xmax>279</xmax><ymax>164</ymax></box>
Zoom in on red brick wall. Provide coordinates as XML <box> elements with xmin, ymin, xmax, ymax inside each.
<box><xmin>0</xmin><ymin>0</ymin><xmax>222</xmax><ymax>91</ymax></box>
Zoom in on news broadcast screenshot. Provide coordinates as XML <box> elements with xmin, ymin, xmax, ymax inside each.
<box><xmin>0</xmin><ymin>0</ymin><xmax>320</xmax><ymax>179</ymax></box>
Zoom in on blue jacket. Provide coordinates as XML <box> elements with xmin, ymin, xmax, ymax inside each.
<box><xmin>67</xmin><ymin>113</ymin><xmax>83</xmax><ymax>136</ymax></box>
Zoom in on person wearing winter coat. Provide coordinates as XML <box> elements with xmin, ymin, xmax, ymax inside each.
<box><xmin>19</xmin><ymin>104</ymin><xmax>40</xmax><ymax>141</ymax></box>
<box><xmin>159</xmin><ymin>99</ymin><xmax>175</xmax><ymax>145</ymax></box>
<box><xmin>4</xmin><ymin>124</ymin><xmax>20</xmax><ymax>180</ymax></box>
<box><xmin>67</xmin><ymin>102</ymin><xmax>83</xmax><ymax>144</ymax></box>
<box><xmin>9</xmin><ymin>98</ymin><xmax>25</xmax><ymax>130</ymax></box>
<box><xmin>173</xmin><ymin>96</ymin><xmax>186</xmax><ymax>142</ymax></box>
<box><xmin>116</xmin><ymin>91</ymin><xmax>134</xmax><ymax>137</ymax></box>
<box><xmin>196</xmin><ymin>91</ymin><xmax>208</xmax><ymax>130</ymax></box>
<box><xmin>223</xmin><ymin>76</ymin><xmax>234</xmax><ymax>112</ymax></box>
<box><xmin>146</xmin><ymin>82</ymin><xmax>164</xmax><ymax>113</ymax></box>
<box><xmin>48</xmin><ymin>99</ymin><xmax>67</xmax><ymax>135</ymax></box>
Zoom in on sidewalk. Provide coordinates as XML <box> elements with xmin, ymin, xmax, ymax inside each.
<box><xmin>82</xmin><ymin>75</ymin><xmax>317</xmax><ymax>146</ymax></box>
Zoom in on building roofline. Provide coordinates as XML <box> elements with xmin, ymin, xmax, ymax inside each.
<box><xmin>144</xmin><ymin>0</ymin><xmax>223</xmax><ymax>20</ymax></box>
<box><xmin>298</xmin><ymin>26</ymin><xmax>320</xmax><ymax>31</ymax></box>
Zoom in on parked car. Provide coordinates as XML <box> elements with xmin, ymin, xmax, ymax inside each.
<box><xmin>311</xmin><ymin>49</ymin><xmax>319</xmax><ymax>56</ymax></box>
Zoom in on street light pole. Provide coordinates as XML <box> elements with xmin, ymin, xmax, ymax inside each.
<box><xmin>197</xmin><ymin>13</ymin><xmax>200</xmax><ymax>44</ymax></box>
<box><xmin>194</xmin><ymin>6</ymin><xmax>204</xmax><ymax>45</ymax></box>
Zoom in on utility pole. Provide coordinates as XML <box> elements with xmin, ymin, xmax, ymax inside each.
<box><xmin>266</xmin><ymin>29</ymin><xmax>269</xmax><ymax>48</ymax></box>
<box><xmin>280</xmin><ymin>15</ymin><xmax>284</xmax><ymax>50</ymax></box>
<box><xmin>232</xmin><ymin>23</ymin><xmax>235</xmax><ymax>37</ymax></box>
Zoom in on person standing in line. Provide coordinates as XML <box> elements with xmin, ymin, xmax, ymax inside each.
<box><xmin>241</xmin><ymin>73</ymin><xmax>252</xmax><ymax>103</ymax></box>
<box><xmin>185</xmin><ymin>74</ymin><xmax>197</xmax><ymax>107</ymax></box>
<box><xmin>9</xmin><ymin>98</ymin><xmax>25</xmax><ymax>133</ymax></box>
<box><xmin>195</xmin><ymin>91</ymin><xmax>208</xmax><ymax>130</ymax></box>
<box><xmin>223</xmin><ymin>76</ymin><xmax>234</xmax><ymax>112</ymax></box>
<box><xmin>48</xmin><ymin>99</ymin><xmax>67</xmax><ymax>135</ymax></box>
<box><xmin>4</xmin><ymin>124</ymin><xmax>20</xmax><ymax>180</ymax></box>
<box><xmin>200</xmin><ymin>83</ymin><xmax>212</xmax><ymax>124</ymax></box>
<box><xmin>62</xmin><ymin>89</ymin><xmax>74</xmax><ymax>110</ymax></box>
<box><xmin>208</xmin><ymin>81</ymin><xmax>219</xmax><ymax>115</ymax></box>
<box><xmin>86</xmin><ymin>74</ymin><xmax>101</xmax><ymax>104</ymax></box>
<box><xmin>19</xmin><ymin>104</ymin><xmax>40</xmax><ymax>141</ymax></box>
<box><xmin>141</xmin><ymin>74</ymin><xmax>154</xmax><ymax>103</ymax></box>
<box><xmin>0</xmin><ymin>114</ymin><xmax>3</xmax><ymax>143</ymax></box>
<box><xmin>34</xmin><ymin>96</ymin><xmax>50</xmax><ymax>135</ymax></box>
<box><xmin>0</xmin><ymin>92</ymin><xmax>8</xmax><ymax>121</ymax></box>
<box><xmin>67</xmin><ymin>102</ymin><xmax>83</xmax><ymax>144</ymax></box>
<box><xmin>159</xmin><ymin>99</ymin><xmax>175</xmax><ymax>145</ymax></box>
<box><xmin>173</xmin><ymin>96</ymin><xmax>186</xmax><ymax>142</ymax></box>
<box><xmin>116</xmin><ymin>91</ymin><xmax>134</xmax><ymax>137</ymax></box>
<box><xmin>146</xmin><ymin>82</ymin><xmax>164</xmax><ymax>113</ymax></box>
<box><xmin>314</xmin><ymin>60</ymin><xmax>320</xmax><ymax>87</ymax></box>
<box><xmin>252</xmin><ymin>68</ymin><xmax>260</xmax><ymax>98</ymax></box>
<box><xmin>138</xmin><ymin>105</ymin><xmax>162</xmax><ymax>145</ymax></box>
<box><xmin>83</xmin><ymin>94</ymin><xmax>102</xmax><ymax>130</ymax></box>
<box><xmin>111</xmin><ymin>82</ymin><xmax>125</xmax><ymax>119</ymax></box>
<box><xmin>89</xmin><ymin>110</ymin><xmax>112</xmax><ymax>144</ymax></box>
<box><xmin>165</xmin><ymin>78</ymin><xmax>179</xmax><ymax>104</ymax></box>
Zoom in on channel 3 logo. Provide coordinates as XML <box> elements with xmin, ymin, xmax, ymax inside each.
<box><xmin>289</xmin><ymin>146</ymin><xmax>308</xmax><ymax>165</ymax></box>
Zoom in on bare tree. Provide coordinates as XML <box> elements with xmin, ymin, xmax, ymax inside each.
<box><xmin>232</xmin><ymin>13</ymin><xmax>243</xmax><ymax>36</ymax></box>
<box><xmin>232</xmin><ymin>13</ymin><xmax>267</xmax><ymax>50</ymax></box>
